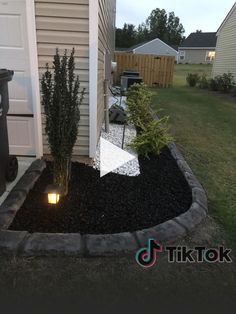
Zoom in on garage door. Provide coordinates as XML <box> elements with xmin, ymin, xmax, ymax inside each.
<box><xmin>0</xmin><ymin>0</ymin><xmax>36</xmax><ymax>156</ymax></box>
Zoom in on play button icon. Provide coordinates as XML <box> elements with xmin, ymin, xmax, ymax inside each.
<box><xmin>100</xmin><ymin>138</ymin><xmax>136</xmax><ymax>177</ymax></box>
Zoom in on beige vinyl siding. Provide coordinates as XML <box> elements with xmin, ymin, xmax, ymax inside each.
<box><xmin>179</xmin><ymin>49</ymin><xmax>215</xmax><ymax>64</ymax></box>
<box><xmin>213</xmin><ymin>7</ymin><xmax>236</xmax><ymax>79</ymax></box>
<box><xmin>97</xmin><ymin>0</ymin><xmax>116</xmax><ymax>139</ymax></box>
<box><xmin>35</xmin><ymin>0</ymin><xmax>90</xmax><ymax>157</ymax></box>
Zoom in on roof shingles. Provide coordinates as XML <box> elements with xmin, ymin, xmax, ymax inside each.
<box><xmin>180</xmin><ymin>32</ymin><xmax>217</xmax><ymax>48</ymax></box>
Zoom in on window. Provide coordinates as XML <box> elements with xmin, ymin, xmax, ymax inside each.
<box><xmin>179</xmin><ymin>50</ymin><xmax>185</xmax><ymax>61</ymax></box>
<box><xmin>206</xmin><ymin>51</ymin><xmax>215</xmax><ymax>62</ymax></box>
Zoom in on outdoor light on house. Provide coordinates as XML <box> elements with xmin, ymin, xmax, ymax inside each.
<box><xmin>45</xmin><ymin>185</ymin><xmax>62</xmax><ymax>205</ymax></box>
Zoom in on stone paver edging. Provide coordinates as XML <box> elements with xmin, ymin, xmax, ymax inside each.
<box><xmin>0</xmin><ymin>144</ymin><xmax>208</xmax><ymax>257</ymax></box>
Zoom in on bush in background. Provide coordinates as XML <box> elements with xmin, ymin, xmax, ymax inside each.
<box><xmin>186</xmin><ymin>73</ymin><xmax>200</xmax><ymax>87</ymax></box>
<box><xmin>126</xmin><ymin>83</ymin><xmax>153</xmax><ymax>128</ymax></box>
<box><xmin>208</xmin><ymin>77</ymin><xmax>219</xmax><ymax>91</ymax></box>
<box><xmin>216</xmin><ymin>73</ymin><xmax>235</xmax><ymax>93</ymax></box>
<box><xmin>198</xmin><ymin>74</ymin><xmax>209</xmax><ymax>89</ymax></box>
<box><xmin>209</xmin><ymin>73</ymin><xmax>235</xmax><ymax>93</ymax></box>
<box><xmin>126</xmin><ymin>83</ymin><xmax>172</xmax><ymax>158</ymax></box>
<box><xmin>231</xmin><ymin>87</ymin><xmax>236</xmax><ymax>97</ymax></box>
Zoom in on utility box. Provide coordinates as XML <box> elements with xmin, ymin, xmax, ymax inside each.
<box><xmin>0</xmin><ymin>69</ymin><xmax>18</xmax><ymax>197</ymax></box>
<box><xmin>120</xmin><ymin>76</ymin><xmax>143</xmax><ymax>92</ymax></box>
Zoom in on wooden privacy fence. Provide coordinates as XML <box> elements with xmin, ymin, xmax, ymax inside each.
<box><xmin>114</xmin><ymin>53</ymin><xmax>175</xmax><ymax>88</ymax></box>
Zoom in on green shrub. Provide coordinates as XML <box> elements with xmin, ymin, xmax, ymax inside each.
<box><xmin>41</xmin><ymin>48</ymin><xmax>85</xmax><ymax>195</ymax></box>
<box><xmin>129</xmin><ymin>117</ymin><xmax>172</xmax><ymax>158</ymax></box>
<box><xmin>126</xmin><ymin>83</ymin><xmax>153</xmax><ymax>127</ymax></box>
<box><xmin>231</xmin><ymin>87</ymin><xmax>236</xmax><ymax>97</ymax></box>
<box><xmin>208</xmin><ymin>78</ymin><xmax>219</xmax><ymax>91</ymax></box>
<box><xmin>186</xmin><ymin>73</ymin><xmax>200</xmax><ymax>87</ymax></box>
<box><xmin>216</xmin><ymin>73</ymin><xmax>235</xmax><ymax>93</ymax></box>
<box><xmin>209</xmin><ymin>73</ymin><xmax>235</xmax><ymax>93</ymax></box>
<box><xmin>125</xmin><ymin>83</ymin><xmax>172</xmax><ymax>158</ymax></box>
<box><xmin>198</xmin><ymin>74</ymin><xmax>209</xmax><ymax>89</ymax></box>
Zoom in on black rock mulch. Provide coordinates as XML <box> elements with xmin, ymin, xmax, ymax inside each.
<box><xmin>9</xmin><ymin>147</ymin><xmax>192</xmax><ymax>234</ymax></box>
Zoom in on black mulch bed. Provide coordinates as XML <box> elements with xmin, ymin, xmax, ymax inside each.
<box><xmin>9</xmin><ymin>147</ymin><xmax>192</xmax><ymax>234</ymax></box>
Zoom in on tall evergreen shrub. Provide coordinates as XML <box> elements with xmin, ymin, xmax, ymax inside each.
<box><xmin>41</xmin><ymin>48</ymin><xmax>85</xmax><ymax>195</ymax></box>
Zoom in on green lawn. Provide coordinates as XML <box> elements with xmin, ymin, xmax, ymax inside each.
<box><xmin>152</xmin><ymin>64</ymin><xmax>236</xmax><ymax>247</ymax></box>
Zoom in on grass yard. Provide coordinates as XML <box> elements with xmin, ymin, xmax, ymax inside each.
<box><xmin>152</xmin><ymin>64</ymin><xmax>236</xmax><ymax>248</ymax></box>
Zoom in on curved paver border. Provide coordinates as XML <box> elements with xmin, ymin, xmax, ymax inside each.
<box><xmin>0</xmin><ymin>143</ymin><xmax>208</xmax><ymax>256</ymax></box>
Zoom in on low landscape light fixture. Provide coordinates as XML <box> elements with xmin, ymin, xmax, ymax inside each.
<box><xmin>45</xmin><ymin>184</ymin><xmax>62</xmax><ymax>205</ymax></box>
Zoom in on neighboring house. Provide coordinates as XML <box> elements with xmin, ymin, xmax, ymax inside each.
<box><xmin>213</xmin><ymin>2</ymin><xmax>236</xmax><ymax>79</ymax></box>
<box><xmin>179</xmin><ymin>32</ymin><xmax>217</xmax><ymax>64</ymax></box>
<box><xmin>117</xmin><ymin>38</ymin><xmax>179</xmax><ymax>61</ymax></box>
<box><xmin>0</xmin><ymin>0</ymin><xmax>116</xmax><ymax>159</ymax></box>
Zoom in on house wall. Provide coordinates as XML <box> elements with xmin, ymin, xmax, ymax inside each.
<box><xmin>134</xmin><ymin>39</ymin><xmax>178</xmax><ymax>61</ymax></box>
<box><xmin>213</xmin><ymin>7</ymin><xmax>236</xmax><ymax>79</ymax></box>
<box><xmin>97</xmin><ymin>0</ymin><xmax>116</xmax><ymax>140</ymax></box>
<box><xmin>35</xmin><ymin>0</ymin><xmax>90</xmax><ymax>157</ymax></box>
<box><xmin>179</xmin><ymin>49</ymin><xmax>215</xmax><ymax>64</ymax></box>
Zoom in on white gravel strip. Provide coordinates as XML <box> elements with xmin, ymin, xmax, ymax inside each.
<box><xmin>94</xmin><ymin>123</ymin><xmax>140</xmax><ymax>176</ymax></box>
<box><xmin>108</xmin><ymin>95</ymin><xmax>127</xmax><ymax>109</ymax></box>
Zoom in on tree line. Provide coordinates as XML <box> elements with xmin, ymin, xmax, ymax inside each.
<box><xmin>116</xmin><ymin>8</ymin><xmax>185</xmax><ymax>48</ymax></box>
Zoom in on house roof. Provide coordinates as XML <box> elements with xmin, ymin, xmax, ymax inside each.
<box><xmin>179</xmin><ymin>32</ymin><xmax>217</xmax><ymax>48</ymax></box>
<box><xmin>128</xmin><ymin>38</ymin><xmax>179</xmax><ymax>53</ymax></box>
<box><xmin>115</xmin><ymin>47</ymin><xmax>129</xmax><ymax>52</ymax></box>
<box><xmin>217</xmin><ymin>2</ymin><xmax>236</xmax><ymax>35</ymax></box>
<box><xmin>116</xmin><ymin>38</ymin><xmax>179</xmax><ymax>54</ymax></box>
<box><xmin>128</xmin><ymin>41</ymin><xmax>149</xmax><ymax>51</ymax></box>
<box><xmin>169</xmin><ymin>44</ymin><xmax>179</xmax><ymax>52</ymax></box>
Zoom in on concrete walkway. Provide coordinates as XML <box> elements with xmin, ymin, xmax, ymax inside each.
<box><xmin>0</xmin><ymin>157</ymin><xmax>35</xmax><ymax>206</ymax></box>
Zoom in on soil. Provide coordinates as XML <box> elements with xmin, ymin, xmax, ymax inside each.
<box><xmin>9</xmin><ymin>147</ymin><xmax>192</xmax><ymax>234</ymax></box>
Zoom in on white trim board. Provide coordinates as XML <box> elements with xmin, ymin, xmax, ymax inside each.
<box><xmin>89</xmin><ymin>0</ymin><xmax>99</xmax><ymax>158</ymax></box>
<box><xmin>26</xmin><ymin>0</ymin><xmax>43</xmax><ymax>158</ymax></box>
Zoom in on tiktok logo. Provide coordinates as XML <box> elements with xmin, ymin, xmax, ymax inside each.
<box><xmin>135</xmin><ymin>239</ymin><xmax>232</xmax><ymax>268</ymax></box>
<box><xmin>135</xmin><ymin>238</ymin><xmax>163</xmax><ymax>268</ymax></box>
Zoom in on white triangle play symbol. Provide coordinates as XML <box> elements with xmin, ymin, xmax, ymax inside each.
<box><xmin>100</xmin><ymin>138</ymin><xmax>136</xmax><ymax>177</ymax></box>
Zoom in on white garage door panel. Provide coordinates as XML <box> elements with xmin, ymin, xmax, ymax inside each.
<box><xmin>7</xmin><ymin>116</ymin><xmax>35</xmax><ymax>155</ymax></box>
<box><xmin>0</xmin><ymin>14</ymin><xmax>23</xmax><ymax>48</ymax></box>
<box><xmin>0</xmin><ymin>0</ymin><xmax>37</xmax><ymax>156</ymax></box>
<box><xmin>8</xmin><ymin>71</ymin><xmax>33</xmax><ymax>114</ymax></box>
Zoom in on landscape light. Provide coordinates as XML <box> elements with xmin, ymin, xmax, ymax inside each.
<box><xmin>45</xmin><ymin>184</ymin><xmax>62</xmax><ymax>205</ymax></box>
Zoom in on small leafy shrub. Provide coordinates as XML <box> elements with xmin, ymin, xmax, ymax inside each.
<box><xmin>186</xmin><ymin>73</ymin><xmax>200</xmax><ymax>87</ymax></box>
<box><xmin>231</xmin><ymin>87</ymin><xmax>236</xmax><ymax>97</ymax></box>
<box><xmin>126</xmin><ymin>83</ymin><xmax>153</xmax><ymax>128</ymax></box>
<box><xmin>125</xmin><ymin>83</ymin><xmax>172</xmax><ymax>158</ymax></box>
<box><xmin>209</xmin><ymin>73</ymin><xmax>235</xmax><ymax>93</ymax></box>
<box><xmin>208</xmin><ymin>78</ymin><xmax>219</xmax><ymax>91</ymax></box>
<box><xmin>129</xmin><ymin>117</ymin><xmax>172</xmax><ymax>158</ymax></box>
<box><xmin>198</xmin><ymin>74</ymin><xmax>209</xmax><ymax>89</ymax></box>
<box><xmin>216</xmin><ymin>73</ymin><xmax>235</xmax><ymax>93</ymax></box>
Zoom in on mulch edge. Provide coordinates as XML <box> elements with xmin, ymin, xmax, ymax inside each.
<box><xmin>0</xmin><ymin>143</ymin><xmax>208</xmax><ymax>257</ymax></box>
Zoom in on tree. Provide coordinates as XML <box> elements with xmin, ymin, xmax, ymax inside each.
<box><xmin>41</xmin><ymin>49</ymin><xmax>85</xmax><ymax>196</ymax></box>
<box><xmin>166</xmin><ymin>12</ymin><xmax>185</xmax><ymax>45</ymax></box>
<box><xmin>116</xmin><ymin>23</ymin><xmax>137</xmax><ymax>48</ymax></box>
<box><xmin>136</xmin><ymin>23</ymin><xmax>150</xmax><ymax>43</ymax></box>
<box><xmin>115</xmin><ymin>8</ymin><xmax>185</xmax><ymax>48</ymax></box>
<box><xmin>146</xmin><ymin>8</ymin><xmax>168</xmax><ymax>41</ymax></box>
<box><xmin>146</xmin><ymin>9</ymin><xmax>185</xmax><ymax>45</ymax></box>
